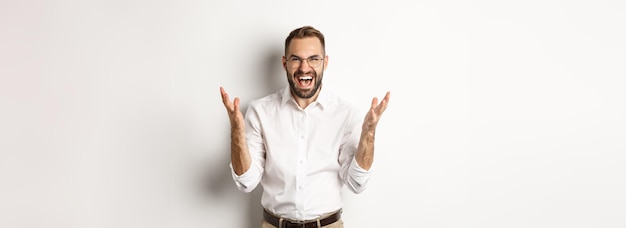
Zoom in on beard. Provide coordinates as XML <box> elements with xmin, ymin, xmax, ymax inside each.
<box><xmin>287</xmin><ymin>69</ymin><xmax>323</xmax><ymax>99</ymax></box>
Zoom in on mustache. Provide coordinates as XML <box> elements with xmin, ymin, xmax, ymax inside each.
<box><xmin>294</xmin><ymin>70</ymin><xmax>316</xmax><ymax>77</ymax></box>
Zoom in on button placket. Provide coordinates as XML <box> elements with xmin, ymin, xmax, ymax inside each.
<box><xmin>294</xmin><ymin>111</ymin><xmax>308</xmax><ymax>214</ymax></box>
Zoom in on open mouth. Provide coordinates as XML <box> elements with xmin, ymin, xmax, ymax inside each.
<box><xmin>296</xmin><ymin>75</ymin><xmax>314</xmax><ymax>88</ymax></box>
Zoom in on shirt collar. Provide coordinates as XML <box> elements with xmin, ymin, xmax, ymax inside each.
<box><xmin>280</xmin><ymin>85</ymin><xmax>331</xmax><ymax>110</ymax></box>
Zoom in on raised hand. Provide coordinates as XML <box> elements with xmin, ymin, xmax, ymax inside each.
<box><xmin>220</xmin><ymin>87</ymin><xmax>245</xmax><ymax>132</ymax></box>
<box><xmin>362</xmin><ymin>91</ymin><xmax>391</xmax><ymax>133</ymax></box>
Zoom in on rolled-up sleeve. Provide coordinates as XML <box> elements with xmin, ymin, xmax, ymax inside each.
<box><xmin>338</xmin><ymin>108</ymin><xmax>372</xmax><ymax>194</ymax></box>
<box><xmin>230</xmin><ymin>162</ymin><xmax>262</xmax><ymax>192</ymax></box>
<box><xmin>345</xmin><ymin>157</ymin><xmax>372</xmax><ymax>193</ymax></box>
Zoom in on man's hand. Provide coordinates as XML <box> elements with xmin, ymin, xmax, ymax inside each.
<box><xmin>355</xmin><ymin>91</ymin><xmax>390</xmax><ymax>171</ymax></box>
<box><xmin>220</xmin><ymin>87</ymin><xmax>250</xmax><ymax>175</ymax></box>
<box><xmin>362</xmin><ymin>91</ymin><xmax>391</xmax><ymax>133</ymax></box>
<box><xmin>220</xmin><ymin>87</ymin><xmax>245</xmax><ymax>133</ymax></box>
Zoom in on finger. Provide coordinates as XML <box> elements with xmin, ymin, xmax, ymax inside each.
<box><xmin>371</xmin><ymin>97</ymin><xmax>378</xmax><ymax>111</ymax></box>
<box><xmin>220</xmin><ymin>87</ymin><xmax>230</xmax><ymax>105</ymax></box>
<box><xmin>375</xmin><ymin>91</ymin><xmax>391</xmax><ymax>114</ymax></box>
<box><xmin>379</xmin><ymin>91</ymin><xmax>390</xmax><ymax>105</ymax></box>
<box><xmin>233</xmin><ymin>97</ymin><xmax>240</xmax><ymax>113</ymax></box>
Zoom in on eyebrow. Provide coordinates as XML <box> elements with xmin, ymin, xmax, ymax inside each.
<box><xmin>288</xmin><ymin>54</ymin><xmax>322</xmax><ymax>59</ymax></box>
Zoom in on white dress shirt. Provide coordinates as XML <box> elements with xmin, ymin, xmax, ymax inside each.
<box><xmin>230</xmin><ymin>86</ymin><xmax>372</xmax><ymax>221</ymax></box>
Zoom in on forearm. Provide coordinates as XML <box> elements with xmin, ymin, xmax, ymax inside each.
<box><xmin>355</xmin><ymin>129</ymin><xmax>375</xmax><ymax>171</ymax></box>
<box><xmin>231</xmin><ymin>128</ymin><xmax>251</xmax><ymax>175</ymax></box>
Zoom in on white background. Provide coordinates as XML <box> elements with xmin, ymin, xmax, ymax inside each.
<box><xmin>1</xmin><ymin>0</ymin><xmax>625</xmax><ymax>227</ymax></box>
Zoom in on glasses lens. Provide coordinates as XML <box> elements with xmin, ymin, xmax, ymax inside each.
<box><xmin>308</xmin><ymin>58</ymin><xmax>321</xmax><ymax>67</ymax></box>
<box><xmin>287</xmin><ymin>57</ymin><xmax>322</xmax><ymax>68</ymax></box>
<box><xmin>288</xmin><ymin>58</ymin><xmax>300</xmax><ymax>68</ymax></box>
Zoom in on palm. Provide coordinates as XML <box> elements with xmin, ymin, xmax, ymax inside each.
<box><xmin>220</xmin><ymin>87</ymin><xmax>245</xmax><ymax>132</ymax></box>
<box><xmin>363</xmin><ymin>92</ymin><xmax>391</xmax><ymax>132</ymax></box>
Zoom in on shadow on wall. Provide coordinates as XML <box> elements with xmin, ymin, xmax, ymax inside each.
<box><xmin>201</xmin><ymin>161</ymin><xmax>264</xmax><ymax>228</ymax></box>
<box><xmin>261</xmin><ymin>45</ymin><xmax>287</xmax><ymax>96</ymax></box>
<box><xmin>203</xmin><ymin>46</ymin><xmax>284</xmax><ymax>228</ymax></box>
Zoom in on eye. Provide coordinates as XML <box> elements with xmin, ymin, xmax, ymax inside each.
<box><xmin>308</xmin><ymin>57</ymin><xmax>321</xmax><ymax>62</ymax></box>
<box><xmin>289</xmin><ymin>57</ymin><xmax>301</xmax><ymax>62</ymax></box>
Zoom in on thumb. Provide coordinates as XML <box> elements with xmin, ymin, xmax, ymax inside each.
<box><xmin>233</xmin><ymin>97</ymin><xmax>240</xmax><ymax>112</ymax></box>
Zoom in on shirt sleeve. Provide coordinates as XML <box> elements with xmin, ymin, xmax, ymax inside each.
<box><xmin>229</xmin><ymin>102</ymin><xmax>265</xmax><ymax>193</ymax></box>
<box><xmin>345</xmin><ymin>157</ymin><xmax>372</xmax><ymax>193</ymax></box>
<box><xmin>338</xmin><ymin>107</ymin><xmax>372</xmax><ymax>194</ymax></box>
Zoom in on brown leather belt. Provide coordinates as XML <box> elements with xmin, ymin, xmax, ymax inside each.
<box><xmin>263</xmin><ymin>209</ymin><xmax>342</xmax><ymax>228</ymax></box>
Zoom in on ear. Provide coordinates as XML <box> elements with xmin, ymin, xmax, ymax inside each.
<box><xmin>323</xmin><ymin>55</ymin><xmax>329</xmax><ymax>69</ymax></box>
<box><xmin>282</xmin><ymin>56</ymin><xmax>287</xmax><ymax>70</ymax></box>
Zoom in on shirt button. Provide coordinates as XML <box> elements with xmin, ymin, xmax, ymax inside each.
<box><xmin>298</xmin><ymin>186</ymin><xmax>303</xmax><ymax>190</ymax></box>
<box><xmin>299</xmin><ymin>160</ymin><xmax>303</xmax><ymax>164</ymax></box>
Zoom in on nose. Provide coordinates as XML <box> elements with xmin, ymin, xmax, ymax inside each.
<box><xmin>298</xmin><ymin>59</ymin><xmax>312</xmax><ymax>71</ymax></box>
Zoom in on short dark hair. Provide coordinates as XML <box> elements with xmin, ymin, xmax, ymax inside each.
<box><xmin>284</xmin><ymin>26</ymin><xmax>326</xmax><ymax>55</ymax></box>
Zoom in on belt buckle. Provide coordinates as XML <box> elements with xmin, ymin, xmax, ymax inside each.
<box><xmin>285</xmin><ymin>220</ymin><xmax>307</xmax><ymax>228</ymax></box>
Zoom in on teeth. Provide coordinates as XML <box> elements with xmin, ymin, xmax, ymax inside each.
<box><xmin>299</xmin><ymin>76</ymin><xmax>313</xmax><ymax>80</ymax></box>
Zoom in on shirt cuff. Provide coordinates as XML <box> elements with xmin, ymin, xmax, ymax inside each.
<box><xmin>347</xmin><ymin>158</ymin><xmax>372</xmax><ymax>193</ymax></box>
<box><xmin>230</xmin><ymin>163</ymin><xmax>255</xmax><ymax>190</ymax></box>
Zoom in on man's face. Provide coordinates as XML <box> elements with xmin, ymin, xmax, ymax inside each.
<box><xmin>282</xmin><ymin>37</ymin><xmax>328</xmax><ymax>99</ymax></box>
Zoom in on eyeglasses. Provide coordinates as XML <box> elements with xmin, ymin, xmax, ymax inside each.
<box><xmin>286</xmin><ymin>56</ymin><xmax>324</xmax><ymax>68</ymax></box>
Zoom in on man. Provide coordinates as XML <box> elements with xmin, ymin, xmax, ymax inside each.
<box><xmin>220</xmin><ymin>25</ymin><xmax>390</xmax><ymax>228</ymax></box>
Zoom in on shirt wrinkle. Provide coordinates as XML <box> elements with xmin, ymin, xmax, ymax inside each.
<box><xmin>230</xmin><ymin>86</ymin><xmax>371</xmax><ymax>221</ymax></box>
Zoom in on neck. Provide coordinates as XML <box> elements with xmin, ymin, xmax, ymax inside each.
<box><xmin>293</xmin><ymin>89</ymin><xmax>321</xmax><ymax>109</ymax></box>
